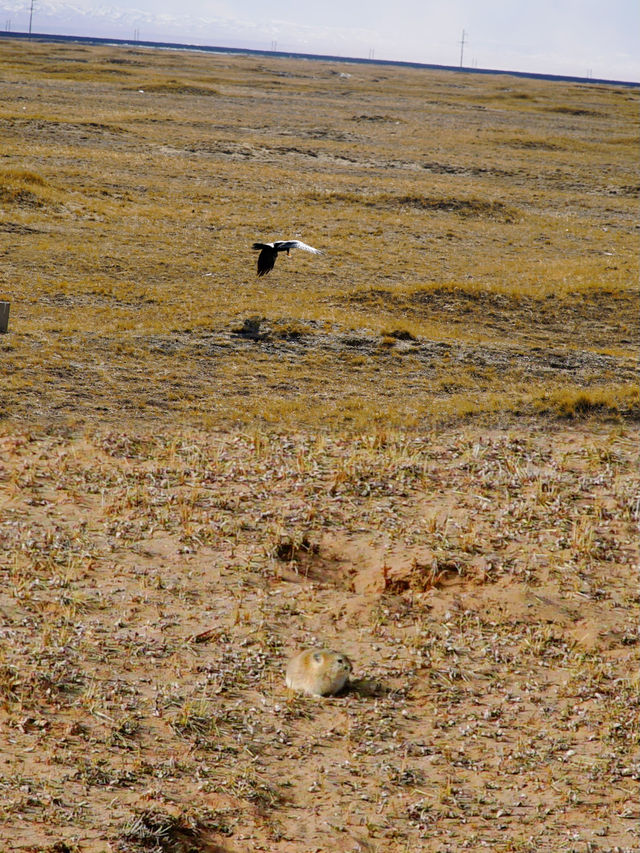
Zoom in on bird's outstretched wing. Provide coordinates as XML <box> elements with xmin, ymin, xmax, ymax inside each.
<box><xmin>276</xmin><ymin>240</ymin><xmax>323</xmax><ymax>255</ymax></box>
<box><xmin>252</xmin><ymin>239</ymin><xmax>322</xmax><ymax>276</ymax></box>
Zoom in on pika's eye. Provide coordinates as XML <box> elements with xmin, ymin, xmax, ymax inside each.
<box><xmin>313</xmin><ymin>653</ymin><xmax>322</xmax><ymax>663</ymax></box>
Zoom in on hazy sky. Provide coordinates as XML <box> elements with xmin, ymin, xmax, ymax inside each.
<box><xmin>5</xmin><ymin>0</ymin><xmax>640</xmax><ymax>81</ymax></box>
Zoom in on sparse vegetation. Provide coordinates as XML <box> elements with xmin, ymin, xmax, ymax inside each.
<box><xmin>0</xmin><ymin>37</ymin><xmax>638</xmax><ymax>853</ymax></box>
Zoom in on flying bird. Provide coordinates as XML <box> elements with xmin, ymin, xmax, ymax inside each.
<box><xmin>252</xmin><ymin>240</ymin><xmax>323</xmax><ymax>276</ymax></box>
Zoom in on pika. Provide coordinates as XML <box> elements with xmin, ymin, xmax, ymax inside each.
<box><xmin>285</xmin><ymin>648</ymin><xmax>353</xmax><ymax>697</ymax></box>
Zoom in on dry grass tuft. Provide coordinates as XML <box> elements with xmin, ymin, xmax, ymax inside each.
<box><xmin>136</xmin><ymin>78</ymin><xmax>220</xmax><ymax>96</ymax></box>
<box><xmin>0</xmin><ymin>167</ymin><xmax>53</xmax><ymax>207</ymax></box>
<box><xmin>114</xmin><ymin>808</ymin><xmax>219</xmax><ymax>853</ymax></box>
<box><xmin>535</xmin><ymin>384</ymin><xmax>640</xmax><ymax>418</ymax></box>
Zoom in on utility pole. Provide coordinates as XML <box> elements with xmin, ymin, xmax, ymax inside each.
<box><xmin>28</xmin><ymin>0</ymin><xmax>35</xmax><ymax>35</ymax></box>
<box><xmin>459</xmin><ymin>28</ymin><xmax>466</xmax><ymax>67</ymax></box>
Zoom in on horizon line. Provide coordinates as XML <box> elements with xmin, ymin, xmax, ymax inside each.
<box><xmin>2</xmin><ymin>30</ymin><xmax>639</xmax><ymax>88</ymax></box>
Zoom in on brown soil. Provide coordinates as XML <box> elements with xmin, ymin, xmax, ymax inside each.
<box><xmin>0</xmin><ymin>426</ymin><xmax>638</xmax><ymax>852</ymax></box>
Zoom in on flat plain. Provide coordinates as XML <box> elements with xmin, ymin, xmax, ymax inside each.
<box><xmin>0</xmin><ymin>38</ymin><xmax>638</xmax><ymax>852</ymax></box>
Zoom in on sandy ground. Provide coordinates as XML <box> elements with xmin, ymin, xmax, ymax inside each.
<box><xmin>0</xmin><ymin>423</ymin><xmax>638</xmax><ymax>852</ymax></box>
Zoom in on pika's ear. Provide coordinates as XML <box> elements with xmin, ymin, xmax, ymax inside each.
<box><xmin>313</xmin><ymin>652</ymin><xmax>322</xmax><ymax>662</ymax></box>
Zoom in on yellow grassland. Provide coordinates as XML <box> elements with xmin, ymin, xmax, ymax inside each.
<box><xmin>0</xmin><ymin>39</ymin><xmax>637</xmax><ymax>430</ymax></box>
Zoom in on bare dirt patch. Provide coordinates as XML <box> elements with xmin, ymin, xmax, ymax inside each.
<box><xmin>0</xmin><ymin>426</ymin><xmax>638</xmax><ymax>852</ymax></box>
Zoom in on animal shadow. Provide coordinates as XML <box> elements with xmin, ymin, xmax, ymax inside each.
<box><xmin>348</xmin><ymin>677</ymin><xmax>388</xmax><ymax>698</ymax></box>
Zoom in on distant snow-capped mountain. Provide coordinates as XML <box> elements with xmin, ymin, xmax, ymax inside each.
<box><xmin>1</xmin><ymin>1</ymin><xmax>275</xmax><ymax>49</ymax></box>
<box><xmin>0</xmin><ymin>0</ymin><xmax>374</xmax><ymax>56</ymax></box>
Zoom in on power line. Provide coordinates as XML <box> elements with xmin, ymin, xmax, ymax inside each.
<box><xmin>459</xmin><ymin>28</ymin><xmax>466</xmax><ymax>67</ymax></box>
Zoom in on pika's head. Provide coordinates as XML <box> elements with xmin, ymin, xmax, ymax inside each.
<box><xmin>317</xmin><ymin>649</ymin><xmax>352</xmax><ymax>676</ymax></box>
